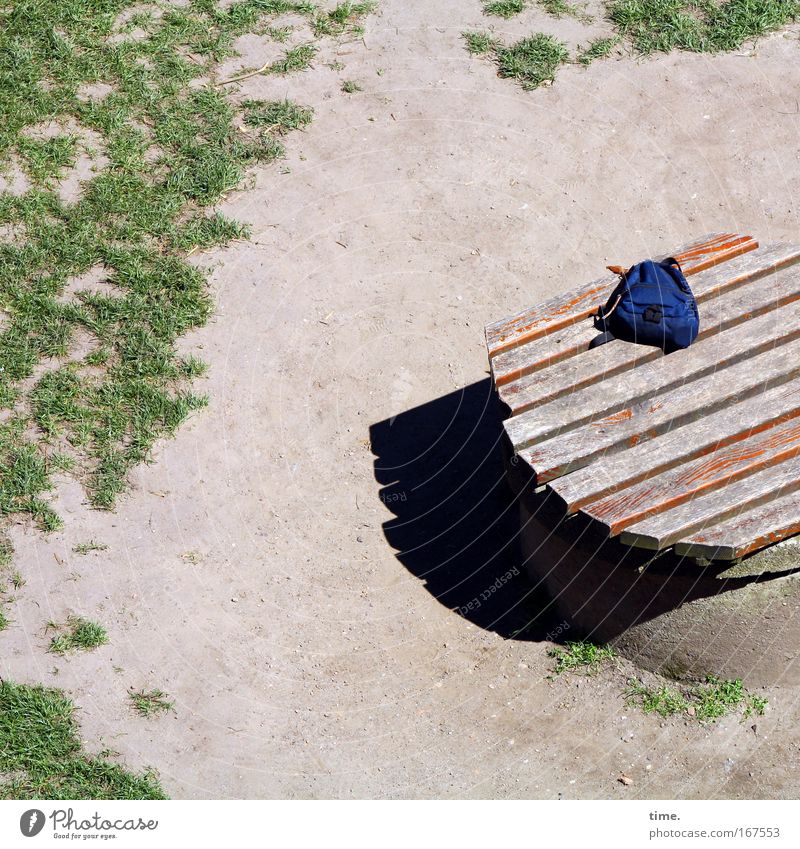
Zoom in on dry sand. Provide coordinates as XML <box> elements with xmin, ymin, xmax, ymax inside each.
<box><xmin>4</xmin><ymin>1</ymin><xmax>800</xmax><ymax>798</ymax></box>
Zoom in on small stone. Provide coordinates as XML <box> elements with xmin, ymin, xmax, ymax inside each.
<box><xmin>356</xmin><ymin>536</ymin><xmax>364</xmax><ymax>543</ymax></box>
<box><xmin>618</xmin><ymin>774</ymin><xmax>633</xmax><ymax>786</ymax></box>
<box><xmin>231</xmin><ymin>597</ymin><xmax>238</xmax><ymax>603</ymax></box>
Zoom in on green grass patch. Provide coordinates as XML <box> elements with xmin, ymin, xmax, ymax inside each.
<box><xmin>72</xmin><ymin>540</ymin><xmax>108</xmax><ymax>555</ymax></box>
<box><xmin>270</xmin><ymin>43</ymin><xmax>318</xmax><ymax>74</ymax></box>
<box><xmin>0</xmin><ymin>537</ymin><xmax>13</xmax><ymax>567</ymax></box>
<box><xmin>548</xmin><ymin>640</ymin><xmax>617</xmax><ymax>675</ymax></box>
<box><xmin>484</xmin><ymin>0</ymin><xmax>527</xmax><ymax>17</ymax></box>
<box><xmin>0</xmin><ymin>607</ymin><xmax>8</xmax><ymax>631</ymax></box>
<box><xmin>538</xmin><ymin>0</ymin><xmax>590</xmax><ymax>19</ymax></box>
<box><xmin>242</xmin><ymin>99</ymin><xmax>314</xmax><ymax>132</ymax></box>
<box><xmin>47</xmin><ymin>616</ymin><xmax>109</xmax><ymax>655</ymax></box>
<box><xmin>496</xmin><ymin>33</ymin><xmax>570</xmax><ymax>88</ymax></box>
<box><xmin>463</xmin><ymin>30</ymin><xmax>502</xmax><ymax>55</ymax></box>
<box><xmin>313</xmin><ymin>1</ymin><xmax>376</xmax><ymax>36</ymax></box>
<box><xmin>0</xmin><ymin>679</ymin><xmax>165</xmax><ymax>799</ymax></box>
<box><xmin>578</xmin><ymin>35</ymin><xmax>621</xmax><ymax>64</ymax></box>
<box><xmin>626</xmin><ymin>675</ymin><xmax>769</xmax><ymax>721</ymax></box>
<box><xmin>608</xmin><ymin>0</ymin><xmax>800</xmax><ymax>54</ymax></box>
<box><xmin>0</xmin><ymin>0</ymin><xmax>376</xmax><ymax>559</ymax></box>
<box><xmin>17</xmin><ymin>136</ymin><xmax>80</xmax><ymax>184</ymax></box>
<box><xmin>468</xmin><ymin>1</ymin><xmax>798</xmax><ymax>87</ymax></box>
<box><xmin>341</xmin><ymin>79</ymin><xmax>362</xmax><ymax>93</ymax></box>
<box><xmin>464</xmin><ymin>31</ymin><xmax>570</xmax><ymax>89</ymax></box>
<box><xmin>129</xmin><ymin>688</ymin><xmax>174</xmax><ymax>718</ymax></box>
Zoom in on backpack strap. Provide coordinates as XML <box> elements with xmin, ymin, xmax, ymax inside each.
<box><xmin>597</xmin><ymin>293</ymin><xmax>623</xmax><ymax>321</ymax></box>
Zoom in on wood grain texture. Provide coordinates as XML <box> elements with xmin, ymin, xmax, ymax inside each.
<box><xmin>494</xmin><ymin>242</ymin><xmax>800</xmax><ymax>408</ymax></box>
<box><xmin>490</xmin><ymin>234</ymin><xmax>764</xmax><ymax>388</ymax></box>
<box><xmin>520</xmin><ymin>333</ymin><xmax>800</xmax><ymax>484</ymax></box>
<box><xmin>486</xmin><ymin>233</ymin><xmax>755</xmax><ymax>359</ymax></box>
<box><xmin>547</xmin><ymin>376</ymin><xmax>800</xmax><ymax>514</ymax></box>
<box><xmin>619</xmin><ymin>454</ymin><xmax>800</xmax><ymax>551</ymax></box>
<box><xmin>674</xmin><ymin>489</ymin><xmax>800</xmax><ymax>560</ymax></box>
<box><xmin>504</xmin><ymin>262</ymin><xmax>800</xmax><ymax>451</ymax></box>
<box><xmin>585</xmin><ymin>416</ymin><xmax>800</xmax><ymax>536</ymax></box>
<box><xmin>487</xmin><ymin>237</ymin><xmax>800</xmax><ymax>559</ymax></box>
<box><xmin>504</xmin><ymin>313</ymin><xmax>798</xmax><ymax>452</ymax></box>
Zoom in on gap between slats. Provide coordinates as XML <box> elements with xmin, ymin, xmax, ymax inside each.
<box><xmin>491</xmin><ymin>240</ymin><xmax>796</xmax><ymax>390</ymax></box>
<box><xmin>496</xmin><ymin>243</ymin><xmax>800</xmax><ymax>410</ymax></box>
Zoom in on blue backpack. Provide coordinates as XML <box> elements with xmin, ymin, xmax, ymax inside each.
<box><xmin>592</xmin><ymin>257</ymin><xmax>700</xmax><ymax>353</ymax></box>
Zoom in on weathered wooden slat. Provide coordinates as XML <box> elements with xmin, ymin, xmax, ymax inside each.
<box><xmin>505</xmin><ymin>330</ymin><xmax>798</xmax><ymax>455</ymax></box>
<box><xmin>496</xmin><ymin>242</ymin><xmax>800</xmax><ymax>409</ymax></box>
<box><xmin>547</xmin><ymin>377</ymin><xmax>800</xmax><ymax>514</ymax></box>
<box><xmin>619</xmin><ymin>455</ymin><xmax>800</xmax><ymax>551</ymax></box>
<box><xmin>519</xmin><ymin>332</ymin><xmax>800</xmax><ymax>483</ymax></box>
<box><xmin>504</xmin><ymin>264</ymin><xmax>800</xmax><ymax>452</ymax></box>
<box><xmin>674</xmin><ymin>490</ymin><xmax>800</xmax><ymax>560</ymax></box>
<box><xmin>486</xmin><ymin>233</ymin><xmax>753</xmax><ymax>358</ymax></box>
<box><xmin>490</xmin><ymin>234</ymin><xmax>764</xmax><ymax>388</ymax></box>
<box><xmin>584</xmin><ymin>416</ymin><xmax>800</xmax><ymax>536</ymax></box>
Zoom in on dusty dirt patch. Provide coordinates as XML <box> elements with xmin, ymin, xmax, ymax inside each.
<box><xmin>3</xmin><ymin>1</ymin><xmax>800</xmax><ymax>798</ymax></box>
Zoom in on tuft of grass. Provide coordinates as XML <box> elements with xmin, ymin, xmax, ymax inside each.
<box><xmin>10</xmin><ymin>571</ymin><xmax>24</xmax><ymax>589</ymax></box>
<box><xmin>0</xmin><ymin>537</ymin><xmax>13</xmax><ymax>567</ymax></box>
<box><xmin>496</xmin><ymin>33</ymin><xmax>570</xmax><ymax>89</ymax></box>
<box><xmin>462</xmin><ymin>30</ymin><xmax>502</xmax><ymax>55</ymax></box>
<box><xmin>270</xmin><ymin>43</ymin><xmax>317</xmax><ymax>74</ymax></box>
<box><xmin>745</xmin><ymin>693</ymin><xmax>769</xmax><ymax>718</ymax></box>
<box><xmin>484</xmin><ymin>0</ymin><xmax>527</xmax><ymax>17</ymax></box>
<box><xmin>242</xmin><ymin>99</ymin><xmax>314</xmax><ymax>132</ymax></box>
<box><xmin>341</xmin><ymin>79</ymin><xmax>362</xmax><ymax>93</ymax></box>
<box><xmin>313</xmin><ymin>1</ymin><xmax>376</xmax><ymax>36</ymax></box>
<box><xmin>538</xmin><ymin>0</ymin><xmax>590</xmax><ymax>19</ymax></box>
<box><xmin>47</xmin><ymin>616</ymin><xmax>109</xmax><ymax>655</ymax></box>
<box><xmin>129</xmin><ymin>688</ymin><xmax>174</xmax><ymax>718</ymax></box>
<box><xmin>0</xmin><ymin>607</ymin><xmax>8</xmax><ymax>631</ymax></box>
<box><xmin>72</xmin><ymin>540</ymin><xmax>108</xmax><ymax>555</ymax></box>
<box><xmin>17</xmin><ymin>136</ymin><xmax>80</xmax><ymax>184</ymax></box>
<box><xmin>1</xmin><ymin>422</ymin><xmax>62</xmax><ymax>532</ymax></box>
<box><xmin>0</xmin><ymin>679</ymin><xmax>165</xmax><ymax>799</ymax></box>
<box><xmin>577</xmin><ymin>35</ymin><xmax>621</xmax><ymax>64</ymax></box>
<box><xmin>608</xmin><ymin>0</ymin><xmax>800</xmax><ymax>54</ymax></box>
<box><xmin>548</xmin><ymin>640</ymin><xmax>617</xmax><ymax>676</ymax></box>
<box><xmin>626</xmin><ymin>678</ymin><xmax>689</xmax><ymax>716</ymax></box>
<box><xmin>626</xmin><ymin>675</ymin><xmax>769</xmax><ymax>721</ymax></box>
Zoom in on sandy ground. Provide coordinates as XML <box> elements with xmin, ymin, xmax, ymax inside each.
<box><xmin>4</xmin><ymin>1</ymin><xmax>800</xmax><ymax>798</ymax></box>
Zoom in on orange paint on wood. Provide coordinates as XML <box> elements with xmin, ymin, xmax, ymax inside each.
<box><xmin>488</xmin><ymin>235</ymin><xmax>757</xmax><ymax>360</ymax></box>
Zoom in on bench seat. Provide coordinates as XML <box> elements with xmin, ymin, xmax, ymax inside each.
<box><xmin>487</xmin><ymin>233</ymin><xmax>800</xmax><ymax>561</ymax></box>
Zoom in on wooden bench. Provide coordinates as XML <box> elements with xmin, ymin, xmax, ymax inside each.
<box><xmin>487</xmin><ymin>233</ymin><xmax>800</xmax><ymax>565</ymax></box>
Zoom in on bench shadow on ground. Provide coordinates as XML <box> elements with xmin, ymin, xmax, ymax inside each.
<box><xmin>369</xmin><ymin>378</ymin><xmax>562</xmax><ymax>641</ymax></box>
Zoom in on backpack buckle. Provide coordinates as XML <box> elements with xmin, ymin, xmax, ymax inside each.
<box><xmin>643</xmin><ymin>305</ymin><xmax>663</xmax><ymax>323</ymax></box>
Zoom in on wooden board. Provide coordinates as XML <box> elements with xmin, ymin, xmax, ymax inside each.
<box><xmin>504</xmin><ymin>260</ymin><xmax>800</xmax><ymax>449</ymax></box>
<box><xmin>674</xmin><ymin>490</ymin><xmax>800</xmax><ymax>560</ymax></box>
<box><xmin>619</xmin><ymin>455</ymin><xmax>800</xmax><ymax>551</ymax></box>
<box><xmin>487</xmin><ymin>234</ymin><xmax>800</xmax><ymax>561</ymax></box>
<box><xmin>491</xmin><ymin>236</ymin><xmax>768</xmax><ymax>389</ymax></box>
<box><xmin>486</xmin><ymin>233</ymin><xmax>758</xmax><ymax>359</ymax></box>
<box><xmin>493</xmin><ymin>242</ymin><xmax>800</xmax><ymax>411</ymax></box>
